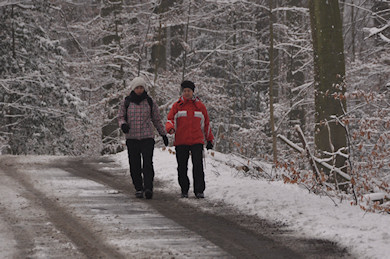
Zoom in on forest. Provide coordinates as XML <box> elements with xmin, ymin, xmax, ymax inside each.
<box><xmin>0</xmin><ymin>0</ymin><xmax>389</xmax><ymax>212</ymax></box>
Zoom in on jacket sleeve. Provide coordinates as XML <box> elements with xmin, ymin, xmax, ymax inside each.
<box><xmin>166</xmin><ymin>103</ymin><xmax>177</xmax><ymax>133</ymax></box>
<box><xmin>151</xmin><ymin>99</ymin><xmax>167</xmax><ymax>136</ymax></box>
<box><xmin>117</xmin><ymin>99</ymin><xmax>127</xmax><ymax>126</ymax></box>
<box><xmin>202</xmin><ymin>104</ymin><xmax>214</xmax><ymax>143</ymax></box>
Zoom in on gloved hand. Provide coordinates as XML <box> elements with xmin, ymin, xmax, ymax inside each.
<box><xmin>206</xmin><ymin>141</ymin><xmax>213</xmax><ymax>150</ymax></box>
<box><xmin>121</xmin><ymin>123</ymin><xmax>130</xmax><ymax>134</ymax></box>
<box><xmin>162</xmin><ymin>135</ymin><xmax>169</xmax><ymax>146</ymax></box>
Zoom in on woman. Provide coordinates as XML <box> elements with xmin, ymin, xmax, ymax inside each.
<box><xmin>118</xmin><ymin>76</ymin><xmax>168</xmax><ymax>199</ymax></box>
<box><xmin>166</xmin><ymin>80</ymin><xmax>214</xmax><ymax>199</ymax></box>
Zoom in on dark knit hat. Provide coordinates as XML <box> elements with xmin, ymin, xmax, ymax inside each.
<box><xmin>181</xmin><ymin>80</ymin><xmax>195</xmax><ymax>92</ymax></box>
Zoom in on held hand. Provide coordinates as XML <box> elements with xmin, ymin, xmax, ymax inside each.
<box><xmin>206</xmin><ymin>141</ymin><xmax>213</xmax><ymax>150</ymax></box>
<box><xmin>168</xmin><ymin>128</ymin><xmax>175</xmax><ymax>134</ymax></box>
<box><xmin>162</xmin><ymin>135</ymin><xmax>169</xmax><ymax>146</ymax></box>
<box><xmin>121</xmin><ymin>123</ymin><xmax>130</xmax><ymax>134</ymax></box>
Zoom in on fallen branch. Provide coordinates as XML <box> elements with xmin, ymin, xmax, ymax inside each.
<box><xmin>278</xmin><ymin>127</ymin><xmax>351</xmax><ymax>182</ymax></box>
<box><xmin>294</xmin><ymin>125</ymin><xmax>323</xmax><ymax>184</ymax></box>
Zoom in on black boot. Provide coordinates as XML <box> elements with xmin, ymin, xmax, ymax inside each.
<box><xmin>195</xmin><ymin>193</ymin><xmax>204</xmax><ymax>199</ymax></box>
<box><xmin>135</xmin><ymin>190</ymin><xmax>144</xmax><ymax>198</ymax></box>
<box><xmin>145</xmin><ymin>189</ymin><xmax>153</xmax><ymax>199</ymax></box>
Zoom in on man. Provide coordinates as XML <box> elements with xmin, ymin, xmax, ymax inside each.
<box><xmin>166</xmin><ymin>80</ymin><xmax>214</xmax><ymax>198</ymax></box>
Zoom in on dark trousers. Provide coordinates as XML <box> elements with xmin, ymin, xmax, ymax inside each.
<box><xmin>126</xmin><ymin>138</ymin><xmax>155</xmax><ymax>192</ymax></box>
<box><xmin>175</xmin><ymin>144</ymin><xmax>205</xmax><ymax>194</ymax></box>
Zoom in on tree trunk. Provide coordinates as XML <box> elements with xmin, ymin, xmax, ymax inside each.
<box><xmin>309</xmin><ymin>0</ymin><xmax>348</xmax><ymax>181</ymax></box>
<box><xmin>100</xmin><ymin>0</ymin><xmax>125</xmax><ymax>155</ymax></box>
<box><xmin>11</xmin><ymin>5</ymin><xmax>16</xmax><ymax>58</ymax></box>
<box><xmin>182</xmin><ymin>1</ymin><xmax>191</xmax><ymax>81</ymax></box>
<box><xmin>269</xmin><ymin>0</ymin><xmax>277</xmax><ymax>163</ymax></box>
<box><xmin>351</xmin><ymin>0</ymin><xmax>355</xmax><ymax>62</ymax></box>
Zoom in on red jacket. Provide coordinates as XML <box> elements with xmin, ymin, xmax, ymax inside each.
<box><xmin>166</xmin><ymin>96</ymin><xmax>214</xmax><ymax>146</ymax></box>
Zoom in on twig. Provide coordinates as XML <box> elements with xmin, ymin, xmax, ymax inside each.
<box><xmin>295</xmin><ymin>125</ymin><xmax>322</xmax><ymax>183</ymax></box>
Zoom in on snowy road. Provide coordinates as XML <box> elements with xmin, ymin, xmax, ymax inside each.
<box><xmin>0</xmin><ymin>155</ymin><xmax>351</xmax><ymax>258</ymax></box>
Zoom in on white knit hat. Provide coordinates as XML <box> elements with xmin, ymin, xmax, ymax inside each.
<box><xmin>129</xmin><ymin>76</ymin><xmax>147</xmax><ymax>92</ymax></box>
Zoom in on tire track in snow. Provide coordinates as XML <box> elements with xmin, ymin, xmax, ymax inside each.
<box><xmin>0</xmin><ymin>158</ymin><xmax>124</xmax><ymax>259</ymax></box>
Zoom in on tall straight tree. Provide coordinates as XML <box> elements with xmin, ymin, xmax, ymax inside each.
<box><xmin>309</xmin><ymin>0</ymin><xmax>348</xmax><ymax>183</ymax></box>
<box><xmin>269</xmin><ymin>0</ymin><xmax>277</xmax><ymax>163</ymax></box>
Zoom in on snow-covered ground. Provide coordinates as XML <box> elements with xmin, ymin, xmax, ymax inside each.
<box><xmin>112</xmin><ymin>148</ymin><xmax>390</xmax><ymax>259</ymax></box>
